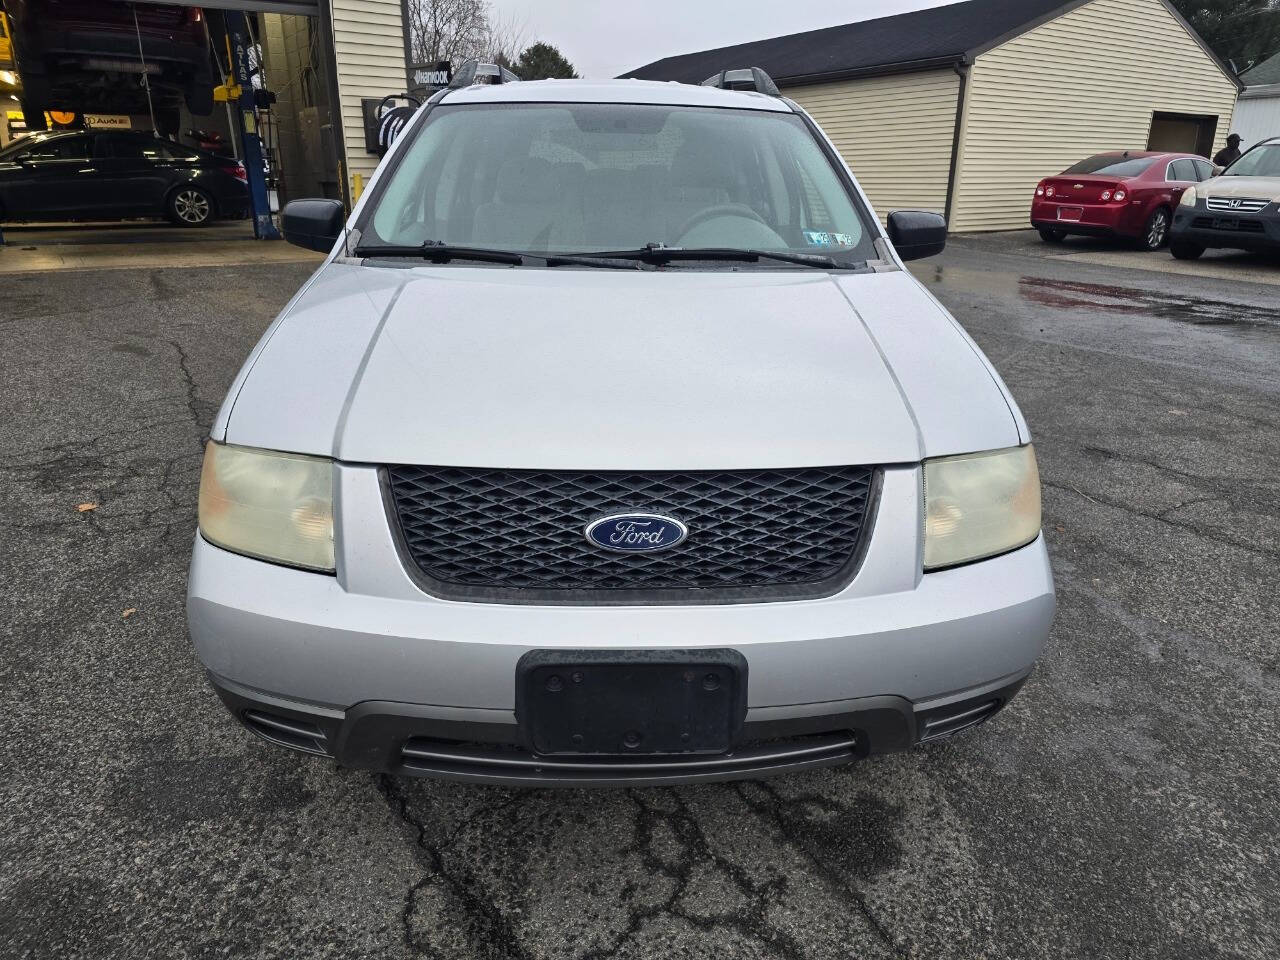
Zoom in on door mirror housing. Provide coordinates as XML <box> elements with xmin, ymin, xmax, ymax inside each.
<box><xmin>14</xmin><ymin>155</ymin><xmax>34</xmax><ymax>168</ymax></box>
<box><xmin>282</xmin><ymin>198</ymin><xmax>346</xmax><ymax>253</ymax></box>
<box><xmin>886</xmin><ymin>210</ymin><xmax>947</xmax><ymax>261</ymax></box>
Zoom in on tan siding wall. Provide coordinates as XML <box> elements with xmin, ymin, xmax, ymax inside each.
<box><xmin>952</xmin><ymin>0</ymin><xmax>1239</xmax><ymax>232</ymax></box>
<box><xmin>786</xmin><ymin>70</ymin><xmax>960</xmax><ymax>221</ymax></box>
<box><xmin>330</xmin><ymin>0</ymin><xmax>406</xmax><ymax>197</ymax></box>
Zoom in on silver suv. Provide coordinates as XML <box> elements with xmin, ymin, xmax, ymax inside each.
<box><xmin>188</xmin><ymin>66</ymin><xmax>1054</xmax><ymax>785</ymax></box>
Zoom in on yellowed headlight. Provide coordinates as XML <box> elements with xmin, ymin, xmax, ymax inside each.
<box><xmin>923</xmin><ymin>445</ymin><xmax>1041</xmax><ymax>571</ymax></box>
<box><xmin>198</xmin><ymin>441</ymin><xmax>335</xmax><ymax>572</ymax></box>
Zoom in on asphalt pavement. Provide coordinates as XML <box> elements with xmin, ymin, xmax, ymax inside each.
<box><xmin>1</xmin><ymin>232</ymin><xmax>1277</xmax><ymax>959</ymax></box>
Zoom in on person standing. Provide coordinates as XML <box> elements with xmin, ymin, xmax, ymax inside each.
<box><xmin>1214</xmin><ymin>133</ymin><xmax>1243</xmax><ymax>168</ymax></box>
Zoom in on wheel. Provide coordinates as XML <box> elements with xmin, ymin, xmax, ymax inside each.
<box><xmin>155</xmin><ymin>105</ymin><xmax>182</xmax><ymax>139</ymax></box>
<box><xmin>1037</xmin><ymin>228</ymin><xmax>1066</xmax><ymax>243</ymax></box>
<box><xmin>1139</xmin><ymin>208</ymin><xmax>1171</xmax><ymax>251</ymax></box>
<box><xmin>185</xmin><ymin>78</ymin><xmax>215</xmax><ymax>117</ymax></box>
<box><xmin>168</xmin><ymin>186</ymin><xmax>215</xmax><ymax>226</ymax></box>
<box><xmin>20</xmin><ymin>94</ymin><xmax>49</xmax><ymax>131</ymax></box>
<box><xmin>1170</xmin><ymin>241</ymin><xmax>1205</xmax><ymax>261</ymax></box>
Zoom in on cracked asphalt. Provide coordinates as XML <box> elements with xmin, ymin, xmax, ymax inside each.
<box><xmin>2</xmin><ymin>233</ymin><xmax>1277</xmax><ymax>959</ymax></box>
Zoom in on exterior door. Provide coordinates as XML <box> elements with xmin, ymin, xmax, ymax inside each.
<box><xmin>92</xmin><ymin>134</ymin><xmax>178</xmax><ymax>215</ymax></box>
<box><xmin>1148</xmin><ymin>113</ymin><xmax>1220</xmax><ymax>158</ymax></box>
<box><xmin>0</xmin><ymin>134</ymin><xmax>94</xmax><ymax>218</ymax></box>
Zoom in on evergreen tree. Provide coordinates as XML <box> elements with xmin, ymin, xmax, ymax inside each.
<box><xmin>512</xmin><ymin>42</ymin><xmax>579</xmax><ymax>81</ymax></box>
<box><xmin>1171</xmin><ymin>0</ymin><xmax>1280</xmax><ymax>73</ymax></box>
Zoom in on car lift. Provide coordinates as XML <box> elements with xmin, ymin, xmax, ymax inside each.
<box><xmin>221</xmin><ymin>10</ymin><xmax>278</xmax><ymax>240</ymax></box>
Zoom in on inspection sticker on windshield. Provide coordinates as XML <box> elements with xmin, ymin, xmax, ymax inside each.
<box><xmin>803</xmin><ymin>230</ymin><xmax>857</xmax><ymax>247</ymax></box>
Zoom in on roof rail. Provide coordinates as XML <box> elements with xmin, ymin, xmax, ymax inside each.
<box><xmin>702</xmin><ymin>67</ymin><xmax>781</xmax><ymax>96</ymax></box>
<box><xmin>450</xmin><ymin>60</ymin><xmax>521</xmax><ymax>89</ymax></box>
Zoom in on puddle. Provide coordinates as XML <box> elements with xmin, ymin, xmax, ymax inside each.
<box><xmin>1017</xmin><ymin>276</ymin><xmax>1278</xmax><ymax>327</ymax></box>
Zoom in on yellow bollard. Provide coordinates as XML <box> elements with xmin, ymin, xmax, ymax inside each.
<box><xmin>352</xmin><ymin>173</ymin><xmax>365</xmax><ymax>203</ymax></box>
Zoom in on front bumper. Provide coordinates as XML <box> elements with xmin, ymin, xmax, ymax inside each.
<box><xmin>1171</xmin><ymin>203</ymin><xmax>1280</xmax><ymax>251</ymax></box>
<box><xmin>188</xmin><ymin>464</ymin><xmax>1055</xmax><ymax>784</ymax></box>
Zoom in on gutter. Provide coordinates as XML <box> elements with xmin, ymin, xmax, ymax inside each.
<box><xmin>771</xmin><ymin>54</ymin><xmax>966</xmax><ymax>88</ymax></box>
<box><xmin>1240</xmin><ymin>82</ymin><xmax>1280</xmax><ymax>99</ymax></box>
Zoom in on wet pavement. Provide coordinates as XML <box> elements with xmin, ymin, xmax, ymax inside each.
<box><xmin>1</xmin><ymin>235</ymin><xmax>1277</xmax><ymax>959</ymax></box>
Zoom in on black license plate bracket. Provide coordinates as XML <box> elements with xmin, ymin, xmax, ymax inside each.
<box><xmin>1212</xmin><ymin>217</ymin><xmax>1239</xmax><ymax>230</ymax></box>
<box><xmin>516</xmin><ymin>649</ymin><xmax>748</xmax><ymax>757</ymax></box>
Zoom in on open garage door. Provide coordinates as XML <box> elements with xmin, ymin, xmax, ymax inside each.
<box><xmin>2</xmin><ymin>0</ymin><xmax>409</xmax><ymax>248</ymax></box>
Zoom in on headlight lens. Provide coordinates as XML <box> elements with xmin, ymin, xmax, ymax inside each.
<box><xmin>198</xmin><ymin>441</ymin><xmax>335</xmax><ymax>572</ymax></box>
<box><xmin>1179</xmin><ymin>186</ymin><xmax>1197</xmax><ymax>207</ymax></box>
<box><xmin>923</xmin><ymin>445</ymin><xmax>1041</xmax><ymax>570</ymax></box>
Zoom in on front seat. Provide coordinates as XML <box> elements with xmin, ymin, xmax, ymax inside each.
<box><xmin>473</xmin><ymin>157</ymin><xmax>583</xmax><ymax>250</ymax></box>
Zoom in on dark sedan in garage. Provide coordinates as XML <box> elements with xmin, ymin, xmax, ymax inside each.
<box><xmin>0</xmin><ymin>130</ymin><xmax>248</xmax><ymax>226</ymax></box>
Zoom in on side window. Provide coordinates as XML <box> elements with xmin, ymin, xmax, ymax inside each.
<box><xmin>1168</xmin><ymin>159</ymin><xmax>1195</xmax><ymax>182</ymax></box>
<box><xmin>1192</xmin><ymin>160</ymin><xmax>1214</xmax><ymax>181</ymax></box>
<box><xmin>26</xmin><ymin>137</ymin><xmax>90</xmax><ymax>162</ymax></box>
<box><xmin>156</xmin><ymin>142</ymin><xmax>200</xmax><ymax>161</ymax></box>
<box><xmin>100</xmin><ymin>136</ymin><xmax>166</xmax><ymax>161</ymax></box>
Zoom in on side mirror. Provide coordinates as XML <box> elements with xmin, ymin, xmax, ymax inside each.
<box><xmin>15</xmin><ymin>156</ymin><xmax>34</xmax><ymax>168</ymax></box>
<box><xmin>886</xmin><ymin>210</ymin><xmax>947</xmax><ymax>262</ymax></box>
<box><xmin>282</xmin><ymin>198</ymin><xmax>346</xmax><ymax>253</ymax></box>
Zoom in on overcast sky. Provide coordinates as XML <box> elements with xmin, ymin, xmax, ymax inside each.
<box><xmin>487</xmin><ymin>0</ymin><xmax>969</xmax><ymax>79</ymax></box>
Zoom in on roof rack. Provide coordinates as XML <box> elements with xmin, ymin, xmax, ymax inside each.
<box><xmin>702</xmin><ymin>67</ymin><xmax>781</xmax><ymax>96</ymax></box>
<box><xmin>449</xmin><ymin>60</ymin><xmax>521</xmax><ymax>89</ymax></box>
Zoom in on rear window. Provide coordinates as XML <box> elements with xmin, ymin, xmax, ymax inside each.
<box><xmin>1064</xmin><ymin>155</ymin><xmax>1159</xmax><ymax>177</ymax></box>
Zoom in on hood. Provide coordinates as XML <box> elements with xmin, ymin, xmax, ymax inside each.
<box><xmin>222</xmin><ymin>263</ymin><xmax>1021</xmax><ymax>470</ymax></box>
<box><xmin>1200</xmin><ymin>176</ymin><xmax>1280</xmax><ymax>200</ymax></box>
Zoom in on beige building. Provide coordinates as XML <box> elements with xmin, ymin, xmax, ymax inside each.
<box><xmin>626</xmin><ymin>0</ymin><xmax>1242</xmax><ymax>232</ymax></box>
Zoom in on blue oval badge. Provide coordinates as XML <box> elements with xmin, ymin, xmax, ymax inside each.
<box><xmin>585</xmin><ymin>513</ymin><xmax>688</xmax><ymax>553</ymax></box>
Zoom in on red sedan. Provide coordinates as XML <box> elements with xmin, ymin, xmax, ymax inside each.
<box><xmin>1031</xmin><ymin>151</ymin><xmax>1216</xmax><ymax>250</ymax></box>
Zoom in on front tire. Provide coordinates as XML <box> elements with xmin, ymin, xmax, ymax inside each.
<box><xmin>1037</xmin><ymin>228</ymin><xmax>1066</xmax><ymax>244</ymax></box>
<box><xmin>1139</xmin><ymin>208</ymin><xmax>1171</xmax><ymax>251</ymax></box>
<box><xmin>168</xmin><ymin>186</ymin><xmax>215</xmax><ymax>227</ymax></box>
<box><xmin>1170</xmin><ymin>241</ymin><xmax>1205</xmax><ymax>261</ymax></box>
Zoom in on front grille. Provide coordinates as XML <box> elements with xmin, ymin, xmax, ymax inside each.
<box><xmin>1205</xmin><ymin>196</ymin><xmax>1271</xmax><ymax>214</ymax></box>
<box><xmin>384</xmin><ymin>465</ymin><xmax>878</xmax><ymax>602</ymax></box>
<box><xmin>1192</xmin><ymin>216</ymin><xmax>1266</xmax><ymax>233</ymax></box>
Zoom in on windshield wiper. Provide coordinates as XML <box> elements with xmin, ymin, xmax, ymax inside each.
<box><xmin>561</xmin><ymin>244</ymin><xmax>847</xmax><ymax>269</ymax></box>
<box><xmin>356</xmin><ymin>241</ymin><xmax>524</xmax><ymax>265</ymax></box>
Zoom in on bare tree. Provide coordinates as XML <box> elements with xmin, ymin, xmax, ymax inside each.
<box><xmin>404</xmin><ymin>0</ymin><xmax>492</xmax><ymax>64</ymax></box>
<box><xmin>482</xmin><ymin>11</ymin><xmax>530</xmax><ymax>69</ymax></box>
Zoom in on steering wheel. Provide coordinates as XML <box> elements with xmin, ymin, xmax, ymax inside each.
<box><xmin>675</xmin><ymin>203</ymin><xmax>770</xmax><ymax>243</ymax></box>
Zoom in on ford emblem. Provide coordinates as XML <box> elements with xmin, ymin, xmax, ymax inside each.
<box><xmin>585</xmin><ymin>513</ymin><xmax>688</xmax><ymax>553</ymax></box>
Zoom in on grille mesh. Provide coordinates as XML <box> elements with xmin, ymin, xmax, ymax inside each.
<box><xmin>385</xmin><ymin>465</ymin><xmax>877</xmax><ymax>599</ymax></box>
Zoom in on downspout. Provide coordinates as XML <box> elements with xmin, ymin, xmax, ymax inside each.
<box><xmin>943</xmin><ymin>57</ymin><xmax>971</xmax><ymax>226</ymax></box>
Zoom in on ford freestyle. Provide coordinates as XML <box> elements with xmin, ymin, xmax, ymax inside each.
<box><xmin>187</xmin><ymin>66</ymin><xmax>1055</xmax><ymax>786</ymax></box>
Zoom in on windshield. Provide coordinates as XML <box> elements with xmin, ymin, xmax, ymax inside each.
<box><xmin>360</xmin><ymin>102</ymin><xmax>877</xmax><ymax>262</ymax></box>
<box><xmin>1063</xmin><ymin>155</ymin><xmax>1159</xmax><ymax>177</ymax></box>
<box><xmin>1223</xmin><ymin>143</ymin><xmax>1280</xmax><ymax>177</ymax></box>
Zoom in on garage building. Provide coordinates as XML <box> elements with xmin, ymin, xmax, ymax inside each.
<box><xmin>1234</xmin><ymin>52</ymin><xmax>1280</xmax><ymax>148</ymax></box>
<box><xmin>625</xmin><ymin>0</ymin><xmax>1242</xmax><ymax>232</ymax></box>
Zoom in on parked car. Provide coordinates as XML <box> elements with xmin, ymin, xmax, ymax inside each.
<box><xmin>1031</xmin><ymin>151</ymin><xmax>1215</xmax><ymax>250</ymax></box>
<box><xmin>0</xmin><ymin>130</ymin><xmax>247</xmax><ymax>225</ymax></box>
<box><xmin>1169</xmin><ymin>136</ymin><xmax>1280</xmax><ymax>259</ymax></box>
<box><xmin>3</xmin><ymin>0</ymin><xmax>213</xmax><ymax>135</ymax></box>
<box><xmin>189</xmin><ymin>67</ymin><xmax>1054</xmax><ymax>787</ymax></box>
